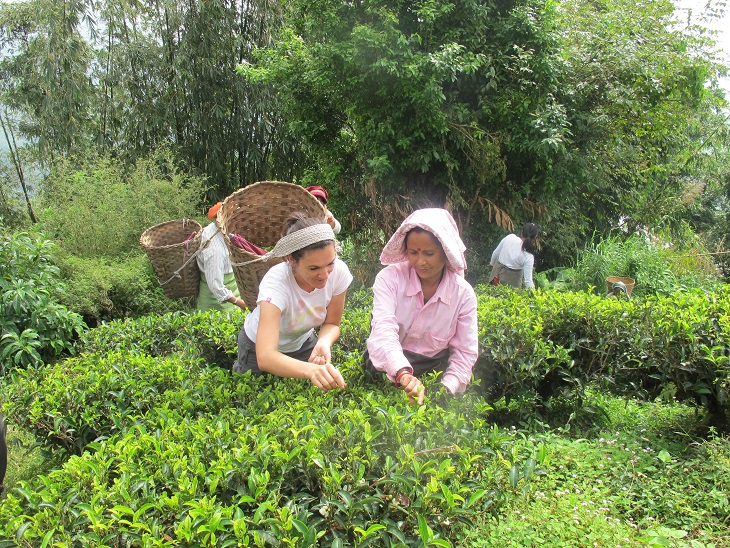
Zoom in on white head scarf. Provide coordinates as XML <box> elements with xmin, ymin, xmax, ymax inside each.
<box><xmin>379</xmin><ymin>208</ymin><xmax>467</xmax><ymax>276</ymax></box>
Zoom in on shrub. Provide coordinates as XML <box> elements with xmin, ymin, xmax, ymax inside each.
<box><xmin>56</xmin><ymin>252</ymin><xmax>188</xmax><ymax>324</ymax></box>
<box><xmin>79</xmin><ymin>309</ymin><xmax>243</xmax><ymax>363</ymax></box>
<box><xmin>38</xmin><ymin>148</ymin><xmax>206</xmax><ymax>259</ymax></box>
<box><xmin>0</xmin><ymin>230</ymin><xmax>85</xmax><ymax>375</ymax></box>
<box><xmin>475</xmin><ymin>284</ymin><xmax>730</xmax><ymax>428</ymax></box>
<box><xmin>0</xmin><ymin>350</ymin><xmax>545</xmax><ymax>546</ymax></box>
<box><xmin>565</xmin><ymin>230</ymin><xmax>722</xmax><ymax>297</ymax></box>
<box><xmin>3</xmin><ymin>290</ymin><xmax>730</xmax><ymax>545</ymax></box>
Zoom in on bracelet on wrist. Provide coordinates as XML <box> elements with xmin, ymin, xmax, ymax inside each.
<box><xmin>394</xmin><ymin>367</ymin><xmax>413</xmax><ymax>387</ymax></box>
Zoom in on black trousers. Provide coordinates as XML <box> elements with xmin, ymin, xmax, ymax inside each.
<box><xmin>0</xmin><ymin>413</ymin><xmax>7</xmax><ymax>495</ymax></box>
<box><xmin>362</xmin><ymin>347</ymin><xmax>450</xmax><ymax>383</ymax></box>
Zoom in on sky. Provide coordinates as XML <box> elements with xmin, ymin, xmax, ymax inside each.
<box><xmin>674</xmin><ymin>0</ymin><xmax>730</xmax><ymax>95</ymax></box>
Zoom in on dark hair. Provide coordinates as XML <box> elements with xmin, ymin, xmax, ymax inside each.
<box><xmin>403</xmin><ymin>226</ymin><xmax>442</xmax><ymax>252</ymax></box>
<box><xmin>283</xmin><ymin>212</ymin><xmax>335</xmax><ymax>262</ymax></box>
<box><xmin>521</xmin><ymin>223</ymin><xmax>540</xmax><ymax>255</ymax></box>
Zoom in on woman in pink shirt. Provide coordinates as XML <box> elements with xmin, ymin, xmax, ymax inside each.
<box><xmin>364</xmin><ymin>209</ymin><xmax>479</xmax><ymax>405</ymax></box>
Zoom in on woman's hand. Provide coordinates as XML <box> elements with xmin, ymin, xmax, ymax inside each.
<box><xmin>398</xmin><ymin>373</ymin><xmax>425</xmax><ymax>405</ymax></box>
<box><xmin>308</xmin><ymin>342</ymin><xmax>332</xmax><ymax>366</ymax></box>
<box><xmin>307</xmin><ymin>362</ymin><xmax>346</xmax><ymax>391</ymax></box>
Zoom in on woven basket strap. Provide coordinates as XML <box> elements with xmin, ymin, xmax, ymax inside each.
<box><xmin>230</xmin><ymin>254</ymin><xmax>276</xmax><ymax>267</ymax></box>
<box><xmin>158</xmin><ymin>226</ymin><xmax>219</xmax><ymax>287</ymax></box>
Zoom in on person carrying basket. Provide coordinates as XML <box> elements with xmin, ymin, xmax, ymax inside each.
<box><xmin>232</xmin><ymin>213</ymin><xmax>353</xmax><ymax>391</ymax></box>
<box><xmin>196</xmin><ymin>202</ymin><xmax>246</xmax><ymax>312</ymax></box>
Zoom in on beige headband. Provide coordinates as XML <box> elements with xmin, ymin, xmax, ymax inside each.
<box><xmin>231</xmin><ymin>224</ymin><xmax>336</xmax><ymax>267</ymax></box>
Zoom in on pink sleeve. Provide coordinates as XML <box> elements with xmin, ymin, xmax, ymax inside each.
<box><xmin>366</xmin><ymin>267</ymin><xmax>413</xmax><ymax>381</ymax></box>
<box><xmin>441</xmin><ymin>289</ymin><xmax>479</xmax><ymax>394</ymax></box>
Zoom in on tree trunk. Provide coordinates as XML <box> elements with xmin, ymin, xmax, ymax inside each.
<box><xmin>0</xmin><ymin>112</ymin><xmax>37</xmax><ymax>223</ymax></box>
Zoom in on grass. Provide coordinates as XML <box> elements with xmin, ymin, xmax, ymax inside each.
<box><xmin>458</xmin><ymin>389</ymin><xmax>730</xmax><ymax>547</ymax></box>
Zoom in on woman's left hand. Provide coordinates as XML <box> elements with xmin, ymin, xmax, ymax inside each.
<box><xmin>308</xmin><ymin>342</ymin><xmax>332</xmax><ymax>366</ymax></box>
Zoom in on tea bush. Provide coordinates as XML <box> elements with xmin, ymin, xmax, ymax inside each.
<box><xmin>80</xmin><ymin>308</ymin><xmax>243</xmax><ymax>363</ymax></box>
<box><xmin>2</xmin><ymin>287</ymin><xmax>730</xmax><ymax>545</ymax></box>
<box><xmin>0</xmin><ymin>231</ymin><xmax>86</xmax><ymax>375</ymax></box>
<box><xmin>0</xmin><ymin>351</ymin><xmax>548</xmax><ymax>546</ymax></box>
<box><xmin>475</xmin><ymin>285</ymin><xmax>730</xmax><ymax>427</ymax></box>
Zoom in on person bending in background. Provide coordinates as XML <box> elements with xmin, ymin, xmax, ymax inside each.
<box><xmin>196</xmin><ymin>202</ymin><xmax>246</xmax><ymax>312</ymax></box>
<box><xmin>488</xmin><ymin>222</ymin><xmax>540</xmax><ymax>289</ymax></box>
<box><xmin>305</xmin><ymin>185</ymin><xmax>342</xmax><ymax>234</ymax></box>
<box><xmin>233</xmin><ymin>213</ymin><xmax>353</xmax><ymax>391</ymax></box>
<box><xmin>364</xmin><ymin>208</ymin><xmax>478</xmax><ymax>405</ymax></box>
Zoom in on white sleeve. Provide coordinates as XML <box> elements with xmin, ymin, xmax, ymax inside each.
<box><xmin>522</xmin><ymin>254</ymin><xmax>535</xmax><ymax>289</ymax></box>
<box><xmin>490</xmin><ymin>238</ymin><xmax>504</xmax><ymax>266</ymax></box>
<box><xmin>197</xmin><ymin>232</ymin><xmax>234</xmax><ymax>303</ymax></box>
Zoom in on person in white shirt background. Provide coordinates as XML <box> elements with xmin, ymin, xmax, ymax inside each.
<box><xmin>196</xmin><ymin>202</ymin><xmax>246</xmax><ymax>311</ymax></box>
<box><xmin>305</xmin><ymin>185</ymin><xmax>342</xmax><ymax>234</ymax></box>
<box><xmin>488</xmin><ymin>223</ymin><xmax>540</xmax><ymax>289</ymax></box>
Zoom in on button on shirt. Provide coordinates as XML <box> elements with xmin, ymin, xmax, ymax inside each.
<box><xmin>366</xmin><ymin>261</ymin><xmax>478</xmax><ymax>394</ymax></box>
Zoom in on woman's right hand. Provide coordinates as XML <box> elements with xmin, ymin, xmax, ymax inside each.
<box><xmin>307</xmin><ymin>362</ymin><xmax>346</xmax><ymax>391</ymax></box>
<box><xmin>398</xmin><ymin>373</ymin><xmax>425</xmax><ymax>405</ymax></box>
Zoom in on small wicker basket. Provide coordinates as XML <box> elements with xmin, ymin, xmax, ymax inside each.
<box><xmin>606</xmin><ymin>275</ymin><xmax>636</xmax><ymax>296</ymax></box>
<box><xmin>218</xmin><ymin>181</ymin><xmax>328</xmax><ymax>310</ymax></box>
<box><xmin>140</xmin><ymin>218</ymin><xmax>202</xmax><ymax>299</ymax></box>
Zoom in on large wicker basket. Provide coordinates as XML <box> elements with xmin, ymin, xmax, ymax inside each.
<box><xmin>140</xmin><ymin>218</ymin><xmax>202</xmax><ymax>299</ymax></box>
<box><xmin>606</xmin><ymin>275</ymin><xmax>636</xmax><ymax>296</ymax></box>
<box><xmin>218</xmin><ymin>181</ymin><xmax>327</xmax><ymax>310</ymax></box>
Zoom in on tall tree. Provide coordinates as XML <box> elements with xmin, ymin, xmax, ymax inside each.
<box><xmin>242</xmin><ymin>0</ymin><xmax>729</xmax><ymax>270</ymax></box>
<box><xmin>539</xmin><ymin>0</ymin><xmax>730</xmax><ymax>266</ymax></box>
<box><xmin>0</xmin><ymin>0</ymin><xmax>95</xmax><ymax>163</ymax></box>
<box><xmin>0</xmin><ymin>0</ymin><xmax>298</xmax><ymax>199</ymax></box>
<box><xmin>241</xmin><ymin>0</ymin><xmax>573</xmax><ymax>242</ymax></box>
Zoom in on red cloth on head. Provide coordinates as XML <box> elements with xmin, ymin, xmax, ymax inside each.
<box><xmin>305</xmin><ymin>185</ymin><xmax>328</xmax><ymax>204</ymax></box>
<box><xmin>207</xmin><ymin>202</ymin><xmax>223</xmax><ymax>219</ymax></box>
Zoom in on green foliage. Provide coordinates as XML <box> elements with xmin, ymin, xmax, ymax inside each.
<box><xmin>2</xmin><ymin>290</ymin><xmax>730</xmax><ymax>544</ymax></box>
<box><xmin>558</xmin><ymin>229</ymin><xmax>722</xmax><ymax>297</ymax></box>
<box><xmin>241</xmin><ymin>0</ymin><xmax>565</xmax><ymax>241</ymax></box>
<box><xmin>0</xmin><ymin>348</ymin><xmax>544</xmax><ymax>545</ymax></box>
<box><xmin>537</xmin><ymin>0</ymin><xmax>730</xmax><ymax>270</ymax></box>
<box><xmin>0</xmin><ymin>162</ymin><xmax>27</xmax><ymax>228</ymax></box>
<box><xmin>80</xmin><ymin>309</ymin><xmax>243</xmax><ymax>365</ymax></box>
<box><xmin>0</xmin><ymin>230</ymin><xmax>85</xmax><ymax>375</ymax></box>
<box><xmin>0</xmin><ymin>0</ymin><xmax>297</xmax><ymax>196</ymax></box>
<box><xmin>0</xmin><ymin>0</ymin><xmax>95</xmax><ymax>157</ymax></box>
<box><xmin>475</xmin><ymin>285</ymin><xmax>730</xmax><ymax>427</ymax></box>
<box><xmin>55</xmin><ymin>252</ymin><xmax>186</xmax><ymax>324</ymax></box>
<box><xmin>460</xmin><ymin>393</ymin><xmax>730</xmax><ymax>546</ymax></box>
<box><xmin>38</xmin><ymin>149</ymin><xmax>205</xmax><ymax>259</ymax></box>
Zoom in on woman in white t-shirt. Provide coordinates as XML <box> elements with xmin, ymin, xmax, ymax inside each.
<box><xmin>233</xmin><ymin>213</ymin><xmax>353</xmax><ymax>391</ymax></box>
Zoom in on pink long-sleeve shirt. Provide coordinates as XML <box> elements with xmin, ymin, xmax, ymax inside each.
<box><xmin>366</xmin><ymin>261</ymin><xmax>479</xmax><ymax>394</ymax></box>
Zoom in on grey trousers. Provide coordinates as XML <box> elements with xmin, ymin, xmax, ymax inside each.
<box><xmin>233</xmin><ymin>327</ymin><xmax>318</xmax><ymax>375</ymax></box>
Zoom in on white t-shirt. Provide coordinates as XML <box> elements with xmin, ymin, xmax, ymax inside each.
<box><xmin>243</xmin><ymin>258</ymin><xmax>353</xmax><ymax>352</ymax></box>
<box><xmin>490</xmin><ymin>233</ymin><xmax>535</xmax><ymax>288</ymax></box>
